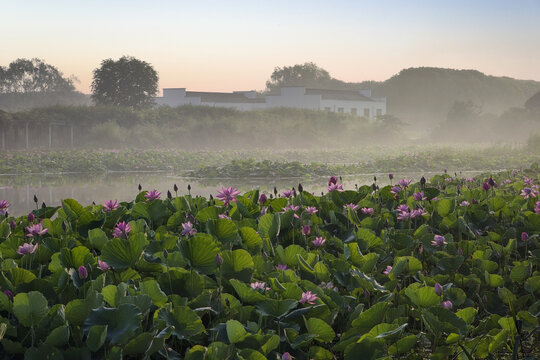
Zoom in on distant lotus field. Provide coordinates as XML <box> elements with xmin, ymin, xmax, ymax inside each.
<box><xmin>0</xmin><ymin>169</ymin><xmax>539</xmax><ymax>359</ymax></box>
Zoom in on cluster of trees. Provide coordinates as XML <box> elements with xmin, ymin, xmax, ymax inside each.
<box><xmin>1</xmin><ymin>57</ymin><xmax>159</xmax><ymax>111</ymax></box>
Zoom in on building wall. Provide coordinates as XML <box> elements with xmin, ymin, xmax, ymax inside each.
<box><xmin>265</xmin><ymin>87</ymin><xmax>322</xmax><ymax>110</ymax></box>
<box><xmin>154</xmin><ymin>87</ymin><xmax>386</xmax><ymax>117</ymax></box>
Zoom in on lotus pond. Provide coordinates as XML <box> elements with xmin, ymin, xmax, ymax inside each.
<box><xmin>0</xmin><ymin>169</ymin><xmax>539</xmax><ymax>359</ymax></box>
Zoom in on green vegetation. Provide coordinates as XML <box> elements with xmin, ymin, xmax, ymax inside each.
<box><xmin>0</xmin><ymin>169</ymin><xmax>539</xmax><ymax>358</ymax></box>
<box><xmin>2</xmin><ymin>146</ymin><xmax>539</xmax><ymax>175</ymax></box>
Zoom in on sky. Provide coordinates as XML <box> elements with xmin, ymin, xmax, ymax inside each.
<box><xmin>1</xmin><ymin>0</ymin><xmax>539</xmax><ymax>94</ymax></box>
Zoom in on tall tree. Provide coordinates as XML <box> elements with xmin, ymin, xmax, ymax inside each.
<box><xmin>0</xmin><ymin>58</ymin><xmax>76</xmax><ymax>93</ymax></box>
<box><xmin>265</xmin><ymin>62</ymin><xmax>347</xmax><ymax>92</ymax></box>
<box><xmin>91</xmin><ymin>56</ymin><xmax>158</xmax><ymax>109</ymax></box>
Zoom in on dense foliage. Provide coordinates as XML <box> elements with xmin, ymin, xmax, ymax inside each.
<box><xmin>0</xmin><ymin>169</ymin><xmax>539</xmax><ymax>359</ymax></box>
<box><xmin>91</xmin><ymin>56</ymin><xmax>158</xmax><ymax>109</ymax></box>
<box><xmin>1</xmin><ymin>146</ymin><xmax>538</xmax><ymax>176</ymax></box>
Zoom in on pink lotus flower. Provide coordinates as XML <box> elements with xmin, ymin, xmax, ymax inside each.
<box><xmin>523</xmin><ymin>177</ymin><xmax>534</xmax><ymax>186</ymax></box>
<box><xmin>218</xmin><ymin>214</ymin><xmax>231</xmax><ymax>220</ymax></box>
<box><xmin>398</xmin><ymin>179</ymin><xmax>412</xmax><ymax>188</ymax></box>
<box><xmin>301</xmin><ymin>225</ymin><xmax>311</xmax><ymax>236</ymax></box>
<box><xmin>181</xmin><ymin>221</ymin><xmax>196</xmax><ymax>236</ymax></box>
<box><xmin>145</xmin><ymin>190</ymin><xmax>161</xmax><ymax>201</ymax></box>
<box><xmin>520</xmin><ymin>187</ymin><xmax>538</xmax><ymax>199</ymax></box>
<box><xmin>361</xmin><ymin>207</ymin><xmax>374</xmax><ymax>215</ymax></box>
<box><xmin>383</xmin><ymin>265</ymin><xmax>392</xmax><ymax>275</ymax></box>
<box><xmin>112</xmin><ymin>221</ymin><xmax>131</xmax><ymax>238</ymax></box>
<box><xmin>25</xmin><ymin>222</ymin><xmax>48</xmax><ymax>237</ymax></box>
<box><xmin>0</xmin><ymin>200</ymin><xmax>9</xmax><ymax>216</ymax></box>
<box><xmin>397</xmin><ymin>211</ymin><xmax>411</xmax><ymax>220</ymax></box>
<box><xmin>442</xmin><ymin>300</ymin><xmax>453</xmax><ymax>309</ymax></box>
<box><xmin>299</xmin><ymin>290</ymin><xmax>318</xmax><ymax>304</ymax></box>
<box><xmin>396</xmin><ymin>204</ymin><xmax>409</xmax><ymax>212</ymax></box>
<box><xmin>102</xmin><ymin>199</ymin><xmax>119</xmax><ymax>212</ymax></box>
<box><xmin>282</xmin><ymin>190</ymin><xmax>294</xmax><ymax>198</ymax></box>
<box><xmin>281</xmin><ymin>204</ymin><xmax>300</xmax><ymax>218</ymax></box>
<box><xmin>328</xmin><ymin>183</ymin><xmax>344</xmax><ymax>192</ymax></box>
<box><xmin>413</xmin><ymin>191</ymin><xmax>426</xmax><ymax>201</ymax></box>
<box><xmin>521</xmin><ymin>232</ymin><xmax>529</xmax><ymax>242</ymax></box>
<box><xmin>282</xmin><ymin>352</ymin><xmax>292</xmax><ymax>360</ymax></box>
<box><xmin>304</xmin><ymin>206</ymin><xmax>318</xmax><ymax>215</ymax></box>
<box><xmin>535</xmin><ymin>201</ymin><xmax>540</xmax><ymax>214</ymax></box>
<box><xmin>216</xmin><ymin>186</ymin><xmax>241</xmax><ymax>206</ymax></box>
<box><xmin>482</xmin><ymin>182</ymin><xmax>490</xmax><ymax>191</ymax></box>
<box><xmin>343</xmin><ymin>203</ymin><xmax>359</xmax><ymax>211</ymax></box>
<box><xmin>78</xmin><ymin>265</ymin><xmax>88</xmax><ymax>279</ymax></box>
<box><xmin>250</xmin><ymin>282</ymin><xmax>270</xmax><ymax>291</ymax></box>
<box><xmin>328</xmin><ymin>176</ymin><xmax>338</xmax><ymax>185</ymax></box>
<box><xmin>390</xmin><ymin>186</ymin><xmax>402</xmax><ymax>195</ymax></box>
<box><xmin>17</xmin><ymin>243</ymin><xmax>38</xmax><ymax>255</ymax></box>
<box><xmin>312</xmin><ymin>237</ymin><xmax>326</xmax><ymax>247</ymax></box>
<box><xmin>460</xmin><ymin>201</ymin><xmax>469</xmax><ymax>207</ymax></box>
<box><xmin>432</xmin><ymin>235</ymin><xmax>447</xmax><ymax>247</ymax></box>
<box><xmin>275</xmin><ymin>264</ymin><xmax>287</xmax><ymax>270</ymax></box>
<box><xmin>410</xmin><ymin>208</ymin><xmax>427</xmax><ymax>218</ymax></box>
<box><xmin>97</xmin><ymin>260</ymin><xmax>111</xmax><ymax>271</ymax></box>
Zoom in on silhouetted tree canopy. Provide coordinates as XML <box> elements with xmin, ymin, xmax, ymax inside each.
<box><xmin>265</xmin><ymin>62</ymin><xmax>349</xmax><ymax>92</ymax></box>
<box><xmin>0</xmin><ymin>58</ymin><xmax>76</xmax><ymax>93</ymax></box>
<box><xmin>91</xmin><ymin>56</ymin><xmax>158</xmax><ymax>109</ymax></box>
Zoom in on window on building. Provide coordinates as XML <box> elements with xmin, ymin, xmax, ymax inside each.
<box><xmin>324</xmin><ymin>107</ymin><xmax>331</xmax><ymax>111</ymax></box>
<box><xmin>363</xmin><ymin>108</ymin><xmax>370</xmax><ymax>117</ymax></box>
<box><xmin>376</xmin><ymin>109</ymin><xmax>382</xmax><ymax>116</ymax></box>
<box><xmin>338</xmin><ymin>107</ymin><xmax>344</xmax><ymax>113</ymax></box>
<box><xmin>351</xmin><ymin>108</ymin><xmax>357</xmax><ymax>115</ymax></box>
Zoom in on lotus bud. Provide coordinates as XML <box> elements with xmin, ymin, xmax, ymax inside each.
<box><xmin>187</xmin><ymin>184</ymin><xmax>191</xmax><ymax>192</ymax></box>
<box><xmin>274</xmin><ymin>187</ymin><xmax>278</xmax><ymax>196</ymax></box>
<box><xmin>298</xmin><ymin>183</ymin><xmax>303</xmax><ymax>193</ymax></box>
<box><xmin>138</xmin><ymin>184</ymin><xmax>142</xmax><ymax>191</ymax></box>
<box><xmin>420</xmin><ymin>177</ymin><xmax>426</xmax><ymax>187</ymax></box>
<box><xmin>33</xmin><ymin>195</ymin><xmax>38</xmax><ymax>203</ymax></box>
<box><xmin>259</xmin><ymin>193</ymin><xmax>267</xmax><ymax>204</ymax></box>
<box><xmin>9</xmin><ymin>220</ymin><xmax>16</xmax><ymax>230</ymax></box>
<box><xmin>444</xmin><ymin>169</ymin><xmax>447</xmax><ymax>174</ymax></box>
<box><xmin>442</xmin><ymin>300</ymin><xmax>453</xmax><ymax>309</ymax></box>
<box><xmin>521</xmin><ymin>232</ymin><xmax>529</xmax><ymax>242</ymax></box>
<box><xmin>173</xmin><ymin>184</ymin><xmax>178</xmax><ymax>192</ymax></box>
<box><xmin>434</xmin><ymin>283</ymin><xmax>443</xmax><ymax>296</ymax></box>
<box><xmin>302</xmin><ymin>225</ymin><xmax>311</xmax><ymax>236</ymax></box>
<box><xmin>78</xmin><ymin>265</ymin><xmax>88</xmax><ymax>279</ymax></box>
<box><xmin>372</xmin><ymin>183</ymin><xmax>377</xmax><ymax>191</ymax></box>
<box><xmin>41</xmin><ymin>202</ymin><xmax>46</xmax><ymax>209</ymax></box>
<box><xmin>488</xmin><ymin>177</ymin><xmax>495</xmax><ymax>187</ymax></box>
<box><xmin>28</xmin><ymin>212</ymin><xmax>34</xmax><ymax>222</ymax></box>
<box><xmin>163</xmin><ymin>249</ymin><xmax>169</xmax><ymax>259</ymax></box>
<box><xmin>373</xmin><ymin>176</ymin><xmax>377</xmax><ymax>182</ymax></box>
<box><xmin>215</xmin><ymin>253</ymin><xmax>223</xmax><ymax>267</ymax></box>
<box><xmin>364</xmin><ymin>289</ymin><xmax>370</xmax><ymax>298</ymax></box>
<box><xmin>167</xmin><ymin>190</ymin><xmax>172</xmax><ymax>199</ymax></box>
<box><xmin>92</xmin><ymin>201</ymin><xmax>96</xmax><ymax>205</ymax></box>
<box><xmin>268</xmin><ymin>205</ymin><xmax>273</xmax><ymax>213</ymax></box>
<box><xmin>457</xmin><ymin>248</ymin><xmax>463</xmax><ymax>256</ymax></box>
<box><xmin>389</xmin><ymin>173</ymin><xmax>394</xmax><ymax>180</ymax></box>
<box><xmin>482</xmin><ymin>182</ymin><xmax>490</xmax><ymax>191</ymax></box>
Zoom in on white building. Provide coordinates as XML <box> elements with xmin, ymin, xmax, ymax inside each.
<box><xmin>154</xmin><ymin>86</ymin><xmax>386</xmax><ymax>118</ymax></box>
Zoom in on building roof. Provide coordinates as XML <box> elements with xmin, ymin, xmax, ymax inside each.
<box><xmin>305</xmin><ymin>88</ymin><xmax>374</xmax><ymax>102</ymax></box>
<box><xmin>186</xmin><ymin>91</ymin><xmax>265</xmax><ymax>103</ymax></box>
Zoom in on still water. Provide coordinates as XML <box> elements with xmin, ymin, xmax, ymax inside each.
<box><xmin>1</xmin><ymin>170</ymin><xmax>485</xmax><ymax>216</ymax></box>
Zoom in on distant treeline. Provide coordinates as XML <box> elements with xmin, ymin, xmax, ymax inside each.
<box><xmin>0</xmin><ymin>105</ymin><xmax>403</xmax><ymax>149</ymax></box>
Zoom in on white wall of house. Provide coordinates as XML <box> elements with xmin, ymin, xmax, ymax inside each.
<box><xmin>265</xmin><ymin>87</ymin><xmax>322</xmax><ymax>110</ymax></box>
<box><xmin>154</xmin><ymin>87</ymin><xmax>386</xmax><ymax>117</ymax></box>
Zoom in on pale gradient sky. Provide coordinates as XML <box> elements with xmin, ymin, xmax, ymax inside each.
<box><xmin>1</xmin><ymin>0</ymin><xmax>539</xmax><ymax>94</ymax></box>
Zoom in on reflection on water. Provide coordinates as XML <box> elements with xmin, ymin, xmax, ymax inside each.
<box><xmin>1</xmin><ymin>170</ymin><xmax>485</xmax><ymax>216</ymax></box>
